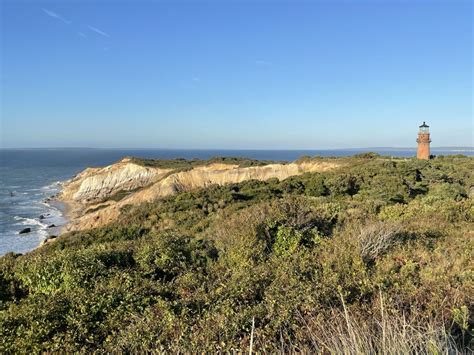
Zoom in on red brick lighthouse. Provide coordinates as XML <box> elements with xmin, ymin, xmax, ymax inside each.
<box><xmin>416</xmin><ymin>121</ymin><xmax>431</xmax><ymax>160</ymax></box>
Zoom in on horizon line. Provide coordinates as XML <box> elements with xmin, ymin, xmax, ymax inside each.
<box><xmin>1</xmin><ymin>146</ymin><xmax>473</xmax><ymax>151</ymax></box>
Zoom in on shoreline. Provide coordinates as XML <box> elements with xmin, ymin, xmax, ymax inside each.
<box><xmin>47</xmin><ymin>198</ymin><xmax>70</xmax><ymax>235</ymax></box>
<box><xmin>37</xmin><ymin>189</ymin><xmax>76</xmax><ymax>248</ymax></box>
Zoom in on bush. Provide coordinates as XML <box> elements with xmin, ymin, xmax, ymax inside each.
<box><xmin>135</xmin><ymin>233</ymin><xmax>216</xmax><ymax>280</ymax></box>
<box><xmin>353</xmin><ymin>152</ymin><xmax>381</xmax><ymax>159</ymax></box>
<box><xmin>427</xmin><ymin>183</ymin><xmax>467</xmax><ymax>201</ymax></box>
<box><xmin>14</xmin><ymin>249</ymin><xmax>108</xmax><ymax>294</ymax></box>
<box><xmin>0</xmin><ymin>253</ymin><xmax>25</xmax><ymax>307</ymax></box>
<box><xmin>304</xmin><ymin>174</ymin><xmax>327</xmax><ymax>197</ymax></box>
<box><xmin>272</xmin><ymin>225</ymin><xmax>303</xmax><ymax>256</ymax></box>
<box><xmin>357</xmin><ymin>222</ymin><xmax>402</xmax><ymax>263</ymax></box>
<box><xmin>326</xmin><ymin>174</ymin><xmax>359</xmax><ymax>196</ymax></box>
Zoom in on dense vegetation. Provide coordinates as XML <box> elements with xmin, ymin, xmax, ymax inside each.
<box><xmin>130</xmin><ymin>156</ymin><xmax>280</xmax><ymax>169</ymax></box>
<box><xmin>1</xmin><ymin>154</ymin><xmax>473</xmax><ymax>352</ymax></box>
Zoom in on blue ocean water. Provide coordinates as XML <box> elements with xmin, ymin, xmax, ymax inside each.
<box><xmin>0</xmin><ymin>148</ymin><xmax>472</xmax><ymax>255</ymax></box>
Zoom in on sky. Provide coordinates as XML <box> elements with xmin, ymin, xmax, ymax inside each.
<box><xmin>1</xmin><ymin>0</ymin><xmax>472</xmax><ymax>149</ymax></box>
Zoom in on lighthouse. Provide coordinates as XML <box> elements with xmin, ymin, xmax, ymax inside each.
<box><xmin>416</xmin><ymin>122</ymin><xmax>431</xmax><ymax>160</ymax></box>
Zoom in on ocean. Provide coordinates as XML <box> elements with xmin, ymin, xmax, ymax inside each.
<box><xmin>0</xmin><ymin>147</ymin><xmax>472</xmax><ymax>256</ymax></box>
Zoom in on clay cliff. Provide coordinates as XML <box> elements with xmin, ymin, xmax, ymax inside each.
<box><xmin>59</xmin><ymin>158</ymin><xmax>340</xmax><ymax>232</ymax></box>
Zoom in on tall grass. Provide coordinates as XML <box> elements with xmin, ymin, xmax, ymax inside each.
<box><xmin>273</xmin><ymin>293</ymin><xmax>465</xmax><ymax>354</ymax></box>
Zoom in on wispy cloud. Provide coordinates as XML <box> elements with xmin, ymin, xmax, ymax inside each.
<box><xmin>192</xmin><ymin>77</ymin><xmax>200</xmax><ymax>82</ymax></box>
<box><xmin>87</xmin><ymin>25</ymin><xmax>110</xmax><ymax>37</ymax></box>
<box><xmin>255</xmin><ymin>60</ymin><xmax>273</xmax><ymax>66</ymax></box>
<box><xmin>42</xmin><ymin>8</ymin><xmax>71</xmax><ymax>24</ymax></box>
<box><xmin>77</xmin><ymin>32</ymin><xmax>86</xmax><ymax>38</ymax></box>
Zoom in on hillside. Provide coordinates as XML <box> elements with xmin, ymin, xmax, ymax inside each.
<box><xmin>0</xmin><ymin>154</ymin><xmax>473</xmax><ymax>352</ymax></box>
<box><xmin>58</xmin><ymin>156</ymin><xmax>340</xmax><ymax>231</ymax></box>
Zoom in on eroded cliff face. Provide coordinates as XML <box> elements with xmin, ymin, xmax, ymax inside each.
<box><xmin>60</xmin><ymin>159</ymin><xmax>340</xmax><ymax>232</ymax></box>
<box><xmin>60</xmin><ymin>158</ymin><xmax>171</xmax><ymax>203</ymax></box>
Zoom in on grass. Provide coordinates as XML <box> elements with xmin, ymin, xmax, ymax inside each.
<box><xmin>298</xmin><ymin>297</ymin><xmax>461</xmax><ymax>354</ymax></box>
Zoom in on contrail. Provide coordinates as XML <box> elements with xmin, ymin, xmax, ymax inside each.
<box><xmin>87</xmin><ymin>25</ymin><xmax>110</xmax><ymax>37</ymax></box>
<box><xmin>42</xmin><ymin>8</ymin><xmax>71</xmax><ymax>24</ymax></box>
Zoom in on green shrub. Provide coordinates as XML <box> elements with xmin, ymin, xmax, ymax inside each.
<box><xmin>427</xmin><ymin>182</ymin><xmax>467</xmax><ymax>201</ymax></box>
<box><xmin>273</xmin><ymin>226</ymin><xmax>303</xmax><ymax>256</ymax></box>
<box><xmin>326</xmin><ymin>173</ymin><xmax>359</xmax><ymax>196</ymax></box>
<box><xmin>353</xmin><ymin>152</ymin><xmax>381</xmax><ymax>159</ymax></box>
<box><xmin>0</xmin><ymin>253</ymin><xmax>25</xmax><ymax>307</ymax></box>
<box><xmin>135</xmin><ymin>233</ymin><xmax>216</xmax><ymax>280</ymax></box>
<box><xmin>304</xmin><ymin>174</ymin><xmax>327</xmax><ymax>197</ymax></box>
<box><xmin>14</xmin><ymin>249</ymin><xmax>107</xmax><ymax>294</ymax></box>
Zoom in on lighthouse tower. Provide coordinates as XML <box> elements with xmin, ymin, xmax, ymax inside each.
<box><xmin>416</xmin><ymin>122</ymin><xmax>431</xmax><ymax>160</ymax></box>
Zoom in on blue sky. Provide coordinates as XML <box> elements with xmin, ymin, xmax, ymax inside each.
<box><xmin>1</xmin><ymin>0</ymin><xmax>472</xmax><ymax>149</ymax></box>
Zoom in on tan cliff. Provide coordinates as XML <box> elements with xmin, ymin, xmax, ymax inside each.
<box><xmin>59</xmin><ymin>158</ymin><xmax>340</xmax><ymax>232</ymax></box>
<box><xmin>60</xmin><ymin>157</ymin><xmax>172</xmax><ymax>203</ymax></box>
